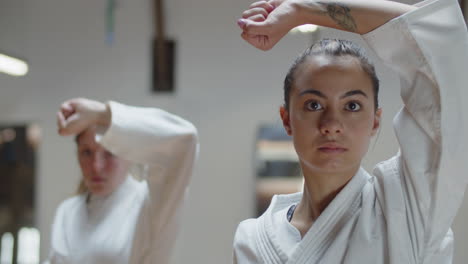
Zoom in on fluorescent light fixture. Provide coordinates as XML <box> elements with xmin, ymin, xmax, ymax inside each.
<box><xmin>0</xmin><ymin>53</ymin><xmax>29</xmax><ymax>76</ymax></box>
<box><xmin>18</xmin><ymin>227</ymin><xmax>40</xmax><ymax>264</ymax></box>
<box><xmin>290</xmin><ymin>24</ymin><xmax>319</xmax><ymax>34</ymax></box>
<box><xmin>1</xmin><ymin>232</ymin><xmax>14</xmax><ymax>264</ymax></box>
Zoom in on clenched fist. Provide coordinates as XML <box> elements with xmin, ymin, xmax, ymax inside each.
<box><xmin>56</xmin><ymin>98</ymin><xmax>111</xmax><ymax>136</ymax></box>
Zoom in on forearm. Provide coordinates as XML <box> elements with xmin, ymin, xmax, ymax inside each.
<box><xmin>57</xmin><ymin>98</ymin><xmax>111</xmax><ymax>136</ymax></box>
<box><xmin>98</xmin><ymin>101</ymin><xmax>198</xmax><ymax>165</ymax></box>
<box><xmin>95</xmin><ymin>103</ymin><xmax>111</xmax><ymax>128</ymax></box>
<box><xmin>294</xmin><ymin>0</ymin><xmax>416</xmax><ymax>34</ymax></box>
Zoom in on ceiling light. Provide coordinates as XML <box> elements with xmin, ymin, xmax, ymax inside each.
<box><xmin>0</xmin><ymin>53</ymin><xmax>29</xmax><ymax>77</ymax></box>
<box><xmin>290</xmin><ymin>24</ymin><xmax>319</xmax><ymax>34</ymax></box>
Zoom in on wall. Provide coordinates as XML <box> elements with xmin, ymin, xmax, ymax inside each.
<box><xmin>0</xmin><ymin>0</ymin><xmax>467</xmax><ymax>263</ymax></box>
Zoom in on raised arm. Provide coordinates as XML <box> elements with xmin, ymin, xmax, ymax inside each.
<box><xmin>363</xmin><ymin>0</ymin><xmax>468</xmax><ymax>258</ymax></box>
<box><xmin>99</xmin><ymin>100</ymin><xmax>198</xmax><ymax>261</ymax></box>
<box><xmin>57</xmin><ymin>98</ymin><xmax>199</xmax><ymax>260</ymax></box>
<box><xmin>57</xmin><ymin>98</ymin><xmax>111</xmax><ymax>136</ymax></box>
<box><xmin>57</xmin><ymin>97</ymin><xmax>198</xmax><ymax>169</ymax></box>
<box><xmin>237</xmin><ymin>0</ymin><xmax>416</xmax><ymax>50</ymax></box>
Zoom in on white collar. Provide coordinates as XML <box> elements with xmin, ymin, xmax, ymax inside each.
<box><xmin>257</xmin><ymin>168</ymin><xmax>372</xmax><ymax>263</ymax></box>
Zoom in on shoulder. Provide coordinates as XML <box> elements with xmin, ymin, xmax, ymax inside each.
<box><xmin>53</xmin><ymin>194</ymin><xmax>86</xmax><ymax>222</ymax></box>
<box><xmin>233</xmin><ymin>218</ymin><xmax>262</xmax><ymax>263</ymax></box>
<box><xmin>49</xmin><ymin>195</ymin><xmax>86</xmax><ymax>248</ymax></box>
<box><xmin>49</xmin><ymin>196</ymin><xmax>86</xmax><ymax>260</ymax></box>
<box><xmin>234</xmin><ymin>192</ymin><xmax>301</xmax><ymax>240</ymax></box>
<box><xmin>373</xmin><ymin>155</ymin><xmax>400</xmax><ymax>175</ymax></box>
<box><xmin>372</xmin><ymin>155</ymin><xmax>403</xmax><ymax>188</ymax></box>
<box><xmin>234</xmin><ymin>218</ymin><xmax>259</xmax><ymax>242</ymax></box>
<box><xmin>58</xmin><ymin>194</ymin><xmax>86</xmax><ymax>210</ymax></box>
<box><xmin>233</xmin><ymin>193</ymin><xmax>301</xmax><ymax>263</ymax></box>
<box><xmin>233</xmin><ymin>194</ymin><xmax>301</xmax><ymax>238</ymax></box>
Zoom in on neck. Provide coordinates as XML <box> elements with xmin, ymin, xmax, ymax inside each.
<box><xmin>89</xmin><ymin>174</ymin><xmax>131</xmax><ymax>199</ymax></box>
<box><xmin>291</xmin><ymin>165</ymin><xmax>359</xmax><ymax>237</ymax></box>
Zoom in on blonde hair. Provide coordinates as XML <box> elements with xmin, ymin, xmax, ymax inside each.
<box><xmin>75</xmin><ymin>131</ymin><xmax>88</xmax><ymax>195</ymax></box>
<box><xmin>76</xmin><ymin>179</ymin><xmax>88</xmax><ymax>195</ymax></box>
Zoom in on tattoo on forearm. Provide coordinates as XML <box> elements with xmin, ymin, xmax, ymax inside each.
<box><xmin>315</xmin><ymin>2</ymin><xmax>357</xmax><ymax>32</ymax></box>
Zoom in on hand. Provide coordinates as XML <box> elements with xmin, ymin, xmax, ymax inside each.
<box><xmin>239</xmin><ymin>0</ymin><xmax>415</xmax><ymax>50</ymax></box>
<box><xmin>238</xmin><ymin>0</ymin><xmax>304</xmax><ymax>51</ymax></box>
<box><xmin>56</xmin><ymin>98</ymin><xmax>110</xmax><ymax>136</ymax></box>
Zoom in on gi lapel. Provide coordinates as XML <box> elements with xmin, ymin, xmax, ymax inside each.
<box><xmin>257</xmin><ymin>193</ymin><xmax>302</xmax><ymax>263</ymax></box>
<box><xmin>287</xmin><ymin>168</ymin><xmax>371</xmax><ymax>264</ymax></box>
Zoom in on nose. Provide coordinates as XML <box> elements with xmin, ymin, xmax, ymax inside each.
<box><xmin>319</xmin><ymin>110</ymin><xmax>343</xmax><ymax>135</ymax></box>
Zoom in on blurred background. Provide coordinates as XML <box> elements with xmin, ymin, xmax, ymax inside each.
<box><xmin>0</xmin><ymin>0</ymin><xmax>467</xmax><ymax>263</ymax></box>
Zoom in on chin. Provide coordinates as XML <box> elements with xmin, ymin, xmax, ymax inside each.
<box><xmin>303</xmin><ymin>157</ymin><xmax>357</xmax><ymax>174</ymax></box>
<box><xmin>92</xmin><ymin>189</ymin><xmax>112</xmax><ymax>196</ymax></box>
<box><xmin>88</xmin><ymin>184</ymin><xmax>111</xmax><ymax>196</ymax></box>
<box><xmin>315</xmin><ymin>165</ymin><xmax>349</xmax><ymax>174</ymax></box>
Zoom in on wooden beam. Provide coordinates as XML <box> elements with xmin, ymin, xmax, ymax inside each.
<box><xmin>153</xmin><ymin>0</ymin><xmax>168</xmax><ymax>90</ymax></box>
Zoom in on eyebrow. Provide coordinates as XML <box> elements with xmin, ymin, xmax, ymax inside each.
<box><xmin>341</xmin><ymin>90</ymin><xmax>368</xmax><ymax>99</ymax></box>
<box><xmin>299</xmin><ymin>89</ymin><xmax>326</xmax><ymax>98</ymax></box>
<box><xmin>298</xmin><ymin>89</ymin><xmax>368</xmax><ymax>99</ymax></box>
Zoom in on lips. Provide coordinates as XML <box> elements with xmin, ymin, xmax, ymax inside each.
<box><xmin>318</xmin><ymin>142</ymin><xmax>347</xmax><ymax>153</ymax></box>
<box><xmin>91</xmin><ymin>176</ymin><xmax>106</xmax><ymax>183</ymax></box>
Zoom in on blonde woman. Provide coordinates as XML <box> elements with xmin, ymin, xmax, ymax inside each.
<box><xmin>47</xmin><ymin>98</ymin><xmax>198</xmax><ymax>264</ymax></box>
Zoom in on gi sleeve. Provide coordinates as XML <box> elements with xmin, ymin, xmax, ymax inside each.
<box><xmin>363</xmin><ymin>0</ymin><xmax>468</xmax><ymax>259</ymax></box>
<box><xmin>96</xmin><ymin>101</ymin><xmax>199</xmax><ymax>250</ymax></box>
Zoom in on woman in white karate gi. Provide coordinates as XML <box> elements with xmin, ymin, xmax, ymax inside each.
<box><xmin>234</xmin><ymin>0</ymin><xmax>468</xmax><ymax>263</ymax></box>
<box><xmin>47</xmin><ymin>98</ymin><xmax>198</xmax><ymax>264</ymax></box>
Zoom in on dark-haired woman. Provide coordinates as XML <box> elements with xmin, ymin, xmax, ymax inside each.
<box><xmin>234</xmin><ymin>0</ymin><xmax>468</xmax><ymax>263</ymax></box>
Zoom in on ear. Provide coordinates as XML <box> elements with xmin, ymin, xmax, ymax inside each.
<box><xmin>371</xmin><ymin>108</ymin><xmax>382</xmax><ymax>136</ymax></box>
<box><xmin>279</xmin><ymin>106</ymin><xmax>292</xmax><ymax>136</ymax></box>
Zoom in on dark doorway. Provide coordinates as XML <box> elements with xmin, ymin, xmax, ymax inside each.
<box><xmin>0</xmin><ymin>124</ymin><xmax>40</xmax><ymax>263</ymax></box>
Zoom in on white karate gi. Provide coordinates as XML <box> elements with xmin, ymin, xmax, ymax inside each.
<box><xmin>233</xmin><ymin>0</ymin><xmax>468</xmax><ymax>263</ymax></box>
<box><xmin>47</xmin><ymin>101</ymin><xmax>198</xmax><ymax>264</ymax></box>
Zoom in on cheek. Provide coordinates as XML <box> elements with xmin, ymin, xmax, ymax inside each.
<box><xmin>290</xmin><ymin>109</ymin><xmax>319</xmax><ymax>131</ymax></box>
<box><xmin>347</xmin><ymin>113</ymin><xmax>376</xmax><ymax>135</ymax></box>
<box><xmin>106</xmin><ymin>158</ymin><xmax>129</xmax><ymax>177</ymax></box>
<box><xmin>345</xmin><ymin>116</ymin><xmax>375</xmax><ymax>152</ymax></box>
<box><xmin>290</xmin><ymin>118</ymin><xmax>318</xmax><ymax>149</ymax></box>
<box><xmin>289</xmin><ymin>114</ymin><xmax>321</xmax><ymax>154</ymax></box>
<box><xmin>78</xmin><ymin>159</ymin><xmax>92</xmax><ymax>175</ymax></box>
<box><xmin>347</xmin><ymin>119</ymin><xmax>370</xmax><ymax>132</ymax></box>
<box><xmin>105</xmin><ymin>162</ymin><xmax>118</xmax><ymax>175</ymax></box>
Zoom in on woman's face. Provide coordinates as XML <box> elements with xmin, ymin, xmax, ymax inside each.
<box><xmin>280</xmin><ymin>55</ymin><xmax>381</xmax><ymax>176</ymax></box>
<box><xmin>76</xmin><ymin>128</ymin><xmax>130</xmax><ymax>196</ymax></box>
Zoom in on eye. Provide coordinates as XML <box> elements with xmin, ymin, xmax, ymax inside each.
<box><xmin>305</xmin><ymin>101</ymin><xmax>323</xmax><ymax>111</ymax></box>
<box><xmin>344</xmin><ymin>101</ymin><xmax>361</xmax><ymax>112</ymax></box>
<box><xmin>80</xmin><ymin>149</ymin><xmax>92</xmax><ymax>157</ymax></box>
